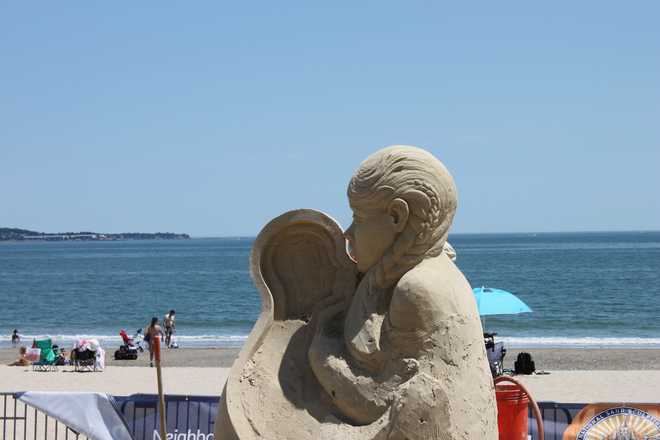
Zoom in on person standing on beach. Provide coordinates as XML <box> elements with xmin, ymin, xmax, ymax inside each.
<box><xmin>164</xmin><ymin>310</ymin><xmax>176</xmax><ymax>348</ymax></box>
<box><xmin>144</xmin><ymin>317</ymin><xmax>164</xmax><ymax>367</ymax></box>
<box><xmin>11</xmin><ymin>329</ymin><xmax>20</xmax><ymax>345</ymax></box>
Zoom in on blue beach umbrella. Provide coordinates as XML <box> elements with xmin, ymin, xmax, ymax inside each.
<box><xmin>472</xmin><ymin>287</ymin><xmax>532</xmax><ymax>316</ymax></box>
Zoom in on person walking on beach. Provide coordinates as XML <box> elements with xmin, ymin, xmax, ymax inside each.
<box><xmin>144</xmin><ymin>317</ymin><xmax>164</xmax><ymax>367</ymax></box>
<box><xmin>11</xmin><ymin>329</ymin><xmax>20</xmax><ymax>345</ymax></box>
<box><xmin>164</xmin><ymin>309</ymin><xmax>176</xmax><ymax>348</ymax></box>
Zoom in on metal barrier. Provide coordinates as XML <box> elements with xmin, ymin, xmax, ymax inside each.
<box><xmin>529</xmin><ymin>401</ymin><xmax>584</xmax><ymax>440</ymax></box>
<box><xmin>0</xmin><ymin>393</ymin><xmax>90</xmax><ymax>440</ymax></box>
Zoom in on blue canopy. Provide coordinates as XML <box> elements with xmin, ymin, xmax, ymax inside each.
<box><xmin>472</xmin><ymin>287</ymin><xmax>532</xmax><ymax>316</ymax></box>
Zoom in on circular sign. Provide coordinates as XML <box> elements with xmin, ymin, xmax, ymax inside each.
<box><xmin>576</xmin><ymin>406</ymin><xmax>660</xmax><ymax>440</ymax></box>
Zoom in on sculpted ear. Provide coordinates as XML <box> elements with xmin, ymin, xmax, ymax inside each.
<box><xmin>388</xmin><ymin>198</ymin><xmax>409</xmax><ymax>233</ymax></box>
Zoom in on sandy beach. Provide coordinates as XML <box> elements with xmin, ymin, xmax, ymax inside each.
<box><xmin>1</xmin><ymin>346</ymin><xmax>659</xmax><ymax>402</ymax></box>
<box><xmin>503</xmin><ymin>348</ymin><xmax>660</xmax><ymax>371</ymax></box>
<box><xmin>0</xmin><ymin>366</ymin><xmax>229</xmax><ymax>396</ymax></box>
<box><xmin>1</xmin><ymin>364</ymin><xmax>659</xmax><ymax>404</ymax></box>
<box><xmin>3</xmin><ymin>346</ymin><xmax>659</xmax><ymax>370</ymax></box>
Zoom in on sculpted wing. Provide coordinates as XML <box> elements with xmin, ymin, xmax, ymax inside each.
<box><xmin>216</xmin><ymin>209</ymin><xmax>357</xmax><ymax>440</ymax></box>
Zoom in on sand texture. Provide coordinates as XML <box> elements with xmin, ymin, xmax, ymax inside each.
<box><xmin>504</xmin><ymin>348</ymin><xmax>660</xmax><ymax>371</ymax></box>
<box><xmin>2</xmin><ymin>366</ymin><xmax>660</xmax><ymax>404</ymax></box>
<box><xmin>0</xmin><ymin>365</ymin><xmax>229</xmax><ymax>395</ymax></box>
<box><xmin>3</xmin><ymin>347</ymin><xmax>660</xmax><ymax>370</ymax></box>
<box><xmin>516</xmin><ymin>370</ymin><xmax>660</xmax><ymax>403</ymax></box>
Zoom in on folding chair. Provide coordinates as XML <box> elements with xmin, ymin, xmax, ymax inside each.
<box><xmin>32</xmin><ymin>338</ymin><xmax>58</xmax><ymax>372</ymax></box>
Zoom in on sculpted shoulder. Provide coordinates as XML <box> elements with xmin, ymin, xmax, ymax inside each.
<box><xmin>389</xmin><ymin>254</ymin><xmax>466</xmax><ymax>332</ymax></box>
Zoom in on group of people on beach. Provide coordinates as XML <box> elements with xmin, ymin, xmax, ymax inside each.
<box><xmin>7</xmin><ymin>309</ymin><xmax>178</xmax><ymax>368</ymax></box>
<box><xmin>7</xmin><ymin>338</ymin><xmax>71</xmax><ymax>367</ymax></box>
<box><xmin>143</xmin><ymin>309</ymin><xmax>177</xmax><ymax>367</ymax></box>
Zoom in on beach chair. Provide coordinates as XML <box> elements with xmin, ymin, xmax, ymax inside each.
<box><xmin>484</xmin><ymin>332</ymin><xmax>506</xmax><ymax>377</ymax></box>
<box><xmin>72</xmin><ymin>347</ymin><xmax>97</xmax><ymax>372</ymax></box>
<box><xmin>32</xmin><ymin>338</ymin><xmax>58</xmax><ymax>372</ymax></box>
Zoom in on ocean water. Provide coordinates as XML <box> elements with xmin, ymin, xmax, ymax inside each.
<box><xmin>0</xmin><ymin>232</ymin><xmax>658</xmax><ymax>349</ymax></box>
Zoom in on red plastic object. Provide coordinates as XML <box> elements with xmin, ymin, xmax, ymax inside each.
<box><xmin>119</xmin><ymin>329</ymin><xmax>131</xmax><ymax>344</ymax></box>
<box><xmin>153</xmin><ymin>335</ymin><xmax>161</xmax><ymax>362</ymax></box>
<box><xmin>496</xmin><ymin>383</ymin><xmax>529</xmax><ymax>440</ymax></box>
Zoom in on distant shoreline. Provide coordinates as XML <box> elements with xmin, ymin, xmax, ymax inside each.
<box><xmin>192</xmin><ymin>230</ymin><xmax>660</xmax><ymax>239</ymax></box>
<box><xmin>0</xmin><ymin>227</ymin><xmax>190</xmax><ymax>242</ymax></box>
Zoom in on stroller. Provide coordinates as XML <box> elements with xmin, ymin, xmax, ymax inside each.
<box><xmin>484</xmin><ymin>332</ymin><xmax>506</xmax><ymax>377</ymax></box>
<box><xmin>114</xmin><ymin>329</ymin><xmax>139</xmax><ymax>360</ymax></box>
<box><xmin>132</xmin><ymin>329</ymin><xmax>145</xmax><ymax>352</ymax></box>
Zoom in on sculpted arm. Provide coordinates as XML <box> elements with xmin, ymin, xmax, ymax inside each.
<box><xmin>308</xmin><ymin>328</ymin><xmax>396</xmax><ymax>425</ymax></box>
<box><xmin>307</xmin><ymin>283</ymin><xmax>426</xmax><ymax>425</ymax></box>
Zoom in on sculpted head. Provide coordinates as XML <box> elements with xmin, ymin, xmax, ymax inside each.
<box><xmin>345</xmin><ymin>146</ymin><xmax>457</xmax><ymax>283</ymax></box>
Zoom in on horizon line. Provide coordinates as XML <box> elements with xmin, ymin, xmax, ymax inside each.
<box><xmin>191</xmin><ymin>229</ymin><xmax>660</xmax><ymax>239</ymax></box>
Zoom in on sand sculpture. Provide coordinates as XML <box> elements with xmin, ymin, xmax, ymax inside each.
<box><xmin>216</xmin><ymin>146</ymin><xmax>497</xmax><ymax>439</ymax></box>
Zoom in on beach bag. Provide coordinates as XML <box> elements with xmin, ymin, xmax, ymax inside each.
<box><xmin>514</xmin><ymin>352</ymin><xmax>536</xmax><ymax>375</ymax></box>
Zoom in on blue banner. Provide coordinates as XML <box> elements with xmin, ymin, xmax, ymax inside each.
<box><xmin>115</xmin><ymin>394</ymin><xmax>219</xmax><ymax>440</ymax></box>
<box><xmin>114</xmin><ymin>396</ymin><xmax>660</xmax><ymax>440</ymax></box>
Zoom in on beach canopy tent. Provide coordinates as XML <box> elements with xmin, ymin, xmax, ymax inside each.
<box><xmin>17</xmin><ymin>392</ymin><xmax>133</xmax><ymax>440</ymax></box>
<box><xmin>472</xmin><ymin>287</ymin><xmax>532</xmax><ymax>316</ymax></box>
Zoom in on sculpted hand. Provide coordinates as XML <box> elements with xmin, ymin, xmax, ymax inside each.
<box><xmin>309</xmin><ymin>267</ymin><xmax>355</xmax><ymax>337</ymax></box>
<box><xmin>310</xmin><ymin>293</ymin><xmax>347</xmax><ymax>338</ymax></box>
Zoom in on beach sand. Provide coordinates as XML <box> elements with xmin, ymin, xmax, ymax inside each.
<box><xmin>3</xmin><ymin>346</ymin><xmax>659</xmax><ymax>370</ymax></box>
<box><xmin>504</xmin><ymin>348</ymin><xmax>660</xmax><ymax>371</ymax></box>
<box><xmin>1</xmin><ymin>347</ymin><xmax>659</xmax><ymax>402</ymax></box>
<box><xmin>0</xmin><ymin>365</ymin><xmax>228</xmax><ymax>396</ymax></box>
<box><xmin>516</xmin><ymin>370</ymin><xmax>660</xmax><ymax>403</ymax></box>
<box><xmin>1</xmin><ymin>365</ymin><xmax>659</xmax><ymax>404</ymax></box>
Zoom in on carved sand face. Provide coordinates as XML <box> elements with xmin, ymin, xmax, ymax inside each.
<box><xmin>346</xmin><ymin>146</ymin><xmax>458</xmax><ymax>281</ymax></box>
<box><xmin>345</xmin><ymin>199</ymin><xmax>409</xmax><ymax>273</ymax></box>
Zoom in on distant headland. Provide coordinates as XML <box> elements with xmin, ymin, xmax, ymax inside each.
<box><xmin>0</xmin><ymin>227</ymin><xmax>190</xmax><ymax>241</ymax></box>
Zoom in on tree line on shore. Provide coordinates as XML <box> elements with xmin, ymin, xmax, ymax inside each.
<box><xmin>0</xmin><ymin>227</ymin><xmax>190</xmax><ymax>241</ymax></box>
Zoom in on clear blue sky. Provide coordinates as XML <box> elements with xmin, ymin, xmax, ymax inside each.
<box><xmin>1</xmin><ymin>1</ymin><xmax>658</xmax><ymax>236</ymax></box>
